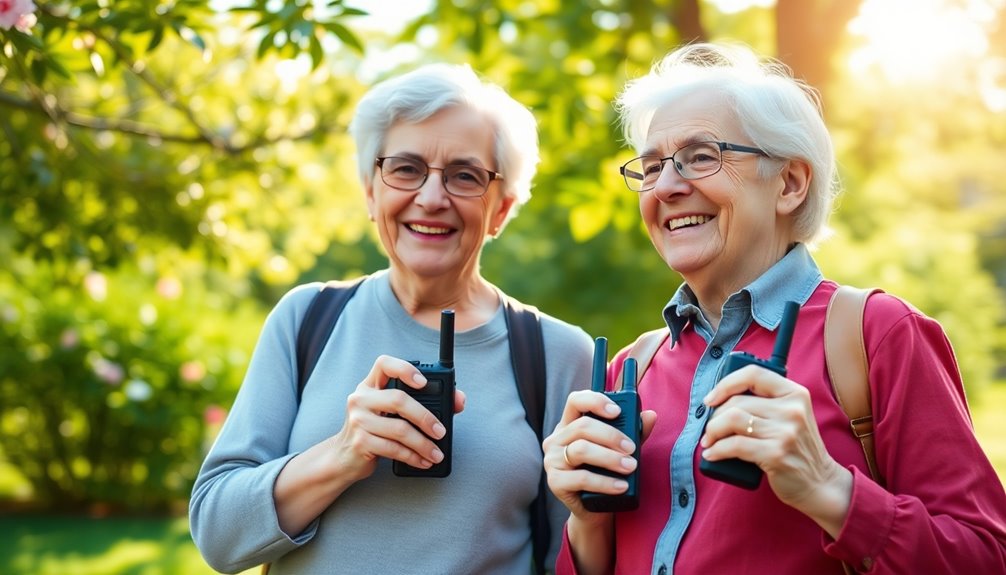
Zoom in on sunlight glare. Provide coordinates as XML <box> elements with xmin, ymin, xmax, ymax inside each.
<box><xmin>705</xmin><ymin>0</ymin><xmax>774</xmax><ymax>15</ymax></box>
<box><xmin>847</xmin><ymin>0</ymin><xmax>999</xmax><ymax>83</ymax></box>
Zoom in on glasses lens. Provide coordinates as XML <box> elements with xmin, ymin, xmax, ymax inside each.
<box><xmin>675</xmin><ymin>143</ymin><xmax>721</xmax><ymax>179</ymax></box>
<box><xmin>444</xmin><ymin>165</ymin><xmax>490</xmax><ymax>197</ymax></box>
<box><xmin>380</xmin><ymin>157</ymin><xmax>427</xmax><ymax>190</ymax></box>
<box><xmin>622</xmin><ymin>157</ymin><xmax>665</xmax><ymax>191</ymax></box>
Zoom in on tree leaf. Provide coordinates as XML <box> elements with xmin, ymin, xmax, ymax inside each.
<box><xmin>325</xmin><ymin>21</ymin><xmax>364</xmax><ymax>54</ymax></box>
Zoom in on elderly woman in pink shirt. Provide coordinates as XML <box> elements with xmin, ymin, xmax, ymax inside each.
<box><xmin>543</xmin><ymin>42</ymin><xmax>1006</xmax><ymax>575</ymax></box>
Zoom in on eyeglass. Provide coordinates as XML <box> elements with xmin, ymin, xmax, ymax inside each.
<box><xmin>375</xmin><ymin>156</ymin><xmax>503</xmax><ymax>198</ymax></box>
<box><xmin>619</xmin><ymin>141</ymin><xmax>768</xmax><ymax>192</ymax></box>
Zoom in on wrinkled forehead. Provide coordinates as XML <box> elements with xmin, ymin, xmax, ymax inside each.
<box><xmin>383</xmin><ymin>106</ymin><xmax>496</xmax><ymax>161</ymax></box>
<box><xmin>642</xmin><ymin>88</ymin><xmax>740</xmax><ymax>154</ymax></box>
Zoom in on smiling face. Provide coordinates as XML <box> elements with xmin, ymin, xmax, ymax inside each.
<box><xmin>366</xmin><ymin>106</ymin><xmax>514</xmax><ymax>283</ymax></box>
<box><xmin>639</xmin><ymin>89</ymin><xmax>802</xmax><ymax>295</ymax></box>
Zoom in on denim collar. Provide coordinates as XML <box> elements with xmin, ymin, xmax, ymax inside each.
<box><xmin>662</xmin><ymin>243</ymin><xmax>823</xmax><ymax>345</ymax></box>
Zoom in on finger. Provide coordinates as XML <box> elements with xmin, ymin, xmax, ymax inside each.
<box><xmin>703</xmin><ymin>364</ymin><xmax>790</xmax><ymax>407</ymax></box>
<box><xmin>355</xmin><ymin>430</ymin><xmax>437</xmax><ymax>469</ymax></box>
<box><xmin>562</xmin><ymin>438</ymin><xmax>638</xmax><ymax>475</ymax></box>
<box><xmin>365</xmin><ymin>355</ymin><xmax>427</xmax><ymax>390</ymax></box>
<box><xmin>560</xmin><ymin>390</ymin><xmax>621</xmax><ymax>425</ymax></box>
<box><xmin>349</xmin><ymin>383</ymin><xmax>447</xmax><ymax>446</ymax></box>
<box><xmin>640</xmin><ymin>410</ymin><xmax>658</xmax><ymax>444</ymax></box>
<box><xmin>453</xmin><ymin>389</ymin><xmax>466</xmax><ymax>414</ymax></box>
<box><xmin>377</xmin><ymin>387</ymin><xmax>448</xmax><ymax>441</ymax></box>
<box><xmin>550</xmin><ymin>467</ymin><xmax>630</xmax><ymax>497</ymax></box>
<box><xmin>700</xmin><ymin>433</ymin><xmax>772</xmax><ymax>465</ymax></box>
<box><xmin>564</xmin><ymin>414</ymin><xmax>638</xmax><ymax>455</ymax></box>
<box><xmin>701</xmin><ymin>406</ymin><xmax>758</xmax><ymax>448</ymax></box>
<box><xmin>356</xmin><ymin>408</ymin><xmax>444</xmax><ymax>465</ymax></box>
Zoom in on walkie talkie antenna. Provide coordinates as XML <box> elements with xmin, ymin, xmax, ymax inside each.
<box><xmin>621</xmin><ymin>357</ymin><xmax>637</xmax><ymax>393</ymax></box>
<box><xmin>439</xmin><ymin>310</ymin><xmax>455</xmax><ymax>368</ymax></box>
<box><xmin>591</xmin><ymin>337</ymin><xmax>608</xmax><ymax>393</ymax></box>
<box><xmin>769</xmin><ymin>301</ymin><xmax>800</xmax><ymax>368</ymax></box>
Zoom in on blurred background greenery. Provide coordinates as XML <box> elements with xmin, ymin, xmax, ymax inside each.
<box><xmin>2</xmin><ymin>0</ymin><xmax>1005</xmax><ymax>573</ymax></box>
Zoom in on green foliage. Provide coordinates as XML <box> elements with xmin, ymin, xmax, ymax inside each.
<box><xmin>1</xmin><ymin>0</ymin><xmax>1005</xmax><ymax>514</ymax></box>
<box><xmin>818</xmin><ymin>48</ymin><xmax>1006</xmax><ymax>392</ymax></box>
<box><xmin>0</xmin><ymin>259</ymin><xmax>261</xmax><ymax>510</ymax></box>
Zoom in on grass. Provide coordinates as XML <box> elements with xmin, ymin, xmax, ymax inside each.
<box><xmin>0</xmin><ymin>515</ymin><xmax>255</xmax><ymax>575</ymax></box>
<box><xmin>1</xmin><ymin>384</ymin><xmax>1004</xmax><ymax>575</ymax></box>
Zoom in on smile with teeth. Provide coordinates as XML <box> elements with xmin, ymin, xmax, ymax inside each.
<box><xmin>668</xmin><ymin>215</ymin><xmax>712</xmax><ymax>231</ymax></box>
<box><xmin>407</xmin><ymin>223</ymin><xmax>453</xmax><ymax>235</ymax></box>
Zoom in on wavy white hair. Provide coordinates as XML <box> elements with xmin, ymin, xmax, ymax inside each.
<box><xmin>616</xmin><ymin>43</ymin><xmax>839</xmax><ymax>245</ymax></box>
<box><xmin>349</xmin><ymin>63</ymin><xmax>539</xmax><ymax>232</ymax></box>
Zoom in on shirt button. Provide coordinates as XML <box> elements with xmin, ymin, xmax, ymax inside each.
<box><xmin>694</xmin><ymin>404</ymin><xmax>706</xmax><ymax>418</ymax></box>
<box><xmin>710</xmin><ymin>346</ymin><xmax>723</xmax><ymax>358</ymax></box>
<box><xmin>678</xmin><ymin>489</ymin><xmax>689</xmax><ymax>507</ymax></box>
<box><xmin>862</xmin><ymin>557</ymin><xmax>874</xmax><ymax>570</ymax></box>
<box><xmin>657</xmin><ymin>565</ymin><xmax>668</xmax><ymax>575</ymax></box>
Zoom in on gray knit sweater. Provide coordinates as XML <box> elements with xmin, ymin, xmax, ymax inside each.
<box><xmin>189</xmin><ymin>271</ymin><xmax>594</xmax><ymax>574</ymax></box>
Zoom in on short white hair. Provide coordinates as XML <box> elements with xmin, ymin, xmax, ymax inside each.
<box><xmin>616</xmin><ymin>43</ymin><xmax>839</xmax><ymax>245</ymax></box>
<box><xmin>349</xmin><ymin>63</ymin><xmax>539</xmax><ymax>231</ymax></box>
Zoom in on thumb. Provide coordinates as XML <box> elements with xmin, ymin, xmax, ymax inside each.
<box><xmin>640</xmin><ymin>410</ymin><xmax>658</xmax><ymax>444</ymax></box>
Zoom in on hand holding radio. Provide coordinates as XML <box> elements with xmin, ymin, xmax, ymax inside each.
<box><xmin>699</xmin><ymin>301</ymin><xmax>800</xmax><ymax>490</ymax></box>
<box><xmin>387</xmin><ymin>310</ymin><xmax>457</xmax><ymax>478</ymax></box>
<box><xmin>327</xmin><ymin>353</ymin><xmax>462</xmax><ymax>484</ymax></box>
<box><xmin>580</xmin><ymin>337</ymin><xmax>643</xmax><ymax>512</ymax></box>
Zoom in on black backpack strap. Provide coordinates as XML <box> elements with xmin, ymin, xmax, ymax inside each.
<box><xmin>295</xmin><ymin>277</ymin><xmax>366</xmax><ymax>402</ymax></box>
<box><xmin>502</xmin><ymin>296</ymin><xmax>549</xmax><ymax>575</ymax></box>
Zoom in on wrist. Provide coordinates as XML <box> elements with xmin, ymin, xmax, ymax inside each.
<box><xmin>802</xmin><ymin>464</ymin><xmax>853</xmax><ymax>538</ymax></box>
<box><xmin>566</xmin><ymin>512</ymin><xmax>616</xmax><ymax>575</ymax></box>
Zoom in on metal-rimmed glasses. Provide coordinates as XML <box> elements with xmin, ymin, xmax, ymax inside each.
<box><xmin>619</xmin><ymin>141</ymin><xmax>768</xmax><ymax>192</ymax></box>
<box><xmin>375</xmin><ymin>156</ymin><xmax>503</xmax><ymax>198</ymax></box>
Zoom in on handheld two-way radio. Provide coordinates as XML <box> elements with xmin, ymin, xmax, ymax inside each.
<box><xmin>388</xmin><ymin>309</ymin><xmax>456</xmax><ymax>478</ymax></box>
<box><xmin>698</xmin><ymin>301</ymin><xmax>800</xmax><ymax>490</ymax></box>
<box><xmin>581</xmin><ymin>337</ymin><xmax>643</xmax><ymax>512</ymax></box>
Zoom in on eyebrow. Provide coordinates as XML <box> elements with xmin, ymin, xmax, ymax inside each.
<box><xmin>387</xmin><ymin>151</ymin><xmax>489</xmax><ymax>168</ymax></box>
<box><xmin>641</xmin><ymin>133</ymin><xmax>719</xmax><ymax>157</ymax></box>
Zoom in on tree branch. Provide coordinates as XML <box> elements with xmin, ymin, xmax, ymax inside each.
<box><xmin>0</xmin><ymin>89</ymin><xmax>340</xmax><ymax>151</ymax></box>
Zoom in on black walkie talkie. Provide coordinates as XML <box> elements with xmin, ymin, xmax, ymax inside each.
<box><xmin>699</xmin><ymin>301</ymin><xmax>800</xmax><ymax>490</ymax></box>
<box><xmin>388</xmin><ymin>310</ymin><xmax>456</xmax><ymax>478</ymax></box>
<box><xmin>581</xmin><ymin>337</ymin><xmax>642</xmax><ymax>512</ymax></box>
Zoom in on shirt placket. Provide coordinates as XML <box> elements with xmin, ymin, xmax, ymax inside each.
<box><xmin>650</xmin><ymin>301</ymin><xmax>752</xmax><ymax>575</ymax></box>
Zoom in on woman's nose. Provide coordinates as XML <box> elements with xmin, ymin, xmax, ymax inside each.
<box><xmin>414</xmin><ymin>169</ymin><xmax>452</xmax><ymax>210</ymax></box>
<box><xmin>650</xmin><ymin>163</ymin><xmax>692</xmax><ymax>201</ymax></box>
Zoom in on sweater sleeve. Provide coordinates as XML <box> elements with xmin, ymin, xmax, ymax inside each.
<box><xmin>541</xmin><ymin>316</ymin><xmax>595</xmax><ymax>573</ymax></box>
<box><xmin>188</xmin><ymin>285</ymin><xmax>320</xmax><ymax>574</ymax></box>
<box><xmin>822</xmin><ymin>296</ymin><xmax>1006</xmax><ymax>573</ymax></box>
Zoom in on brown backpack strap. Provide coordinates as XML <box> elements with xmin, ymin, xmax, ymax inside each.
<box><xmin>614</xmin><ymin>328</ymin><xmax>669</xmax><ymax>390</ymax></box>
<box><xmin>825</xmin><ymin>286</ymin><xmax>883</xmax><ymax>483</ymax></box>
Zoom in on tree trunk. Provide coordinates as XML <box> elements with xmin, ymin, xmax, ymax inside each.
<box><xmin>776</xmin><ymin>0</ymin><xmax>863</xmax><ymax>115</ymax></box>
<box><xmin>672</xmin><ymin>0</ymin><xmax>706</xmax><ymax>44</ymax></box>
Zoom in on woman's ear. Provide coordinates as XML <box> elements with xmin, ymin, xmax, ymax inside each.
<box><xmin>777</xmin><ymin>158</ymin><xmax>812</xmax><ymax>216</ymax></box>
<box><xmin>490</xmin><ymin>194</ymin><xmax>517</xmax><ymax>236</ymax></box>
<box><xmin>364</xmin><ymin>180</ymin><xmax>376</xmax><ymax>219</ymax></box>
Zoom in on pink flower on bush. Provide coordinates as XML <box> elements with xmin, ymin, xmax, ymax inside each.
<box><xmin>179</xmin><ymin>360</ymin><xmax>206</xmax><ymax>383</ymax></box>
<box><xmin>59</xmin><ymin>328</ymin><xmax>79</xmax><ymax>350</ymax></box>
<box><xmin>156</xmin><ymin>277</ymin><xmax>183</xmax><ymax>300</ymax></box>
<box><xmin>93</xmin><ymin>358</ymin><xmax>124</xmax><ymax>385</ymax></box>
<box><xmin>204</xmin><ymin>405</ymin><xmax>227</xmax><ymax>425</ymax></box>
<box><xmin>0</xmin><ymin>0</ymin><xmax>37</xmax><ymax>32</ymax></box>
